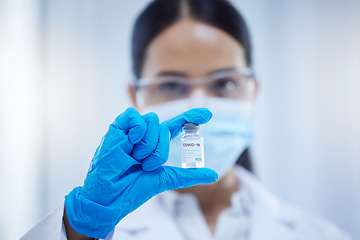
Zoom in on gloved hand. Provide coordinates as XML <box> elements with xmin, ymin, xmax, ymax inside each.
<box><xmin>65</xmin><ymin>107</ymin><xmax>218</xmax><ymax>238</ymax></box>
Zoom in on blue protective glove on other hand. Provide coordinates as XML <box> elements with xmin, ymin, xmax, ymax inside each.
<box><xmin>65</xmin><ymin>107</ymin><xmax>218</xmax><ymax>238</ymax></box>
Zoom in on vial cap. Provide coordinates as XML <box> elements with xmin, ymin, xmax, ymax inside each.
<box><xmin>182</xmin><ymin>122</ymin><xmax>200</xmax><ymax>131</ymax></box>
<box><xmin>182</xmin><ymin>122</ymin><xmax>199</xmax><ymax>127</ymax></box>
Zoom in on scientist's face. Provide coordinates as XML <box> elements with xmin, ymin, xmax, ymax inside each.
<box><xmin>130</xmin><ymin>18</ymin><xmax>256</xmax><ymax>108</ymax></box>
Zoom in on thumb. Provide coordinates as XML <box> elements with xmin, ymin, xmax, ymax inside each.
<box><xmin>161</xmin><ymin>108</ymin><xmax>212</xmax><ymax>140</ymax></box>
<box><xmin>157</xmin><ymin>167</ymin><xmax>218</xmax><ymax>192</ymax></box>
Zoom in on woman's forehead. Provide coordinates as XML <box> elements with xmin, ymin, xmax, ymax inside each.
<box><xmin>141</xmin><ymin>18</ymin><xmax>246</xmax><ymax>78</ymax></box>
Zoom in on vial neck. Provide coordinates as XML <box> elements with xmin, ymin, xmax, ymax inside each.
<box><xmin>185</xmin><ymin>130</ymin><xmax>199</xmax><ymax>135</ymax></box>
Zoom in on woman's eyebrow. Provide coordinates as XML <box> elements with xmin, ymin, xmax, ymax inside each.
<box><xmin>206</xmin><ymin>68</ymin><xmax>237</xmax><ymax>76</ymax></box>
<box><xmin>156</xmin><ymin>71</ymin><xmax>188</xmax><ymax>77</ymax></box>
<box><xmin>156</xmin><ymin>68</ymin><xmax>237</xmax><ymax>78</ymax></box>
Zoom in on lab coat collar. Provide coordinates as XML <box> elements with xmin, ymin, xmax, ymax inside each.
<box><xmin>116</xmin><ymin>166</ymin><xmax>299</xmax><ymax>239</ymax></box>
<box><xmin>237</xmin><ymin>166</ymin><xmax>297</xmax><ymax>222</ymax></box>
<box><xmin>237</xmin><ymin>167</ymin><xmax>298</xmax><ymax>239</ymax></box>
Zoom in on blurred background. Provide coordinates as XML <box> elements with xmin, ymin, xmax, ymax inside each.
<box><xmin>0</xmin><ymin>0</ymin><xmax>359</xmax><ymax>239</ymax></box>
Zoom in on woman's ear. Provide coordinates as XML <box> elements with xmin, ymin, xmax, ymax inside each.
<box><xmin>128</xmin><ymin>84</ymin><xmax>140</xmax><ymax>110</ymax></box>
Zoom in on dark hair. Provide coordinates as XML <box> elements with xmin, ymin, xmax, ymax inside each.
<box><xmin>131</xmin><ymin>0</ymin><xmax>254</xmax><ymax>172</ymax></box>
<box><xmin>131</xmin><ymin>0</ymin><xmax>252</xmax><ymax>79</ymax></box>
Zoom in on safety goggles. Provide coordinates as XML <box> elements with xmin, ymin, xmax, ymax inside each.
<box><xmin>134</xmin><ymin>68</ymin><xmax>255</xmax><ymax>105</ymax></box>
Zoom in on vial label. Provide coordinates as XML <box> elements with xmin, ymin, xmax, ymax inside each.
<box><xmin>181</xmin><ymin>138</ymin><xmax>205</xmax><ymax>168</ymax></box>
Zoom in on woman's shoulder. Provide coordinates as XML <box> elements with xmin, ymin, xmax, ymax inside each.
<box><xmin>236</xmin><ymin>166</ymin><xmax>352</xmax><ymax>239</ymax></box>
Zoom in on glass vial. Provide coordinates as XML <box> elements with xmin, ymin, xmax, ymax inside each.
<box><xmin>181</xmin><ymin>123</ymin><xmax>205</xmax><ymax>168</ymax></box>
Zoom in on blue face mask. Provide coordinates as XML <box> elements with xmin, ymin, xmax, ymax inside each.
<box><xmin>140</xmin><ymin>97</ymin><xmax>255</xmax><ymax>179</ymax></box>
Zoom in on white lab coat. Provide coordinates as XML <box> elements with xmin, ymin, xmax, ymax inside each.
<box><xmin>21</xmin><ymin>167</ymin><xmax>352</xmax><ymax>240</ymax></box>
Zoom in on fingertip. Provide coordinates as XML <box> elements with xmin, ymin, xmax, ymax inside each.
<box><xmin>194</xmin><ymin>168</ymin><xmax>218</xmax><ymax>182</ymax></box>
<box><xmin>126</xmin><ymin>107</ymin><xmax>137</xmax><ymax>112</ymax></box>
<box><xmin>208</xmin><ymin>169</ymin><xmax>218</xmax><ymax>182</ymax></box>
<box><xmin>123</xmin><ymin>107</ymin><xmax>140</xmax><ymax>119</ymax></box>
<box><xmin>184</xmin><ymin>108</ymin><xmax>212</xmax><ymax>124</ymax></box>
<box><xmin>162</xmin><ymin>108</ymin><xmax>213</xmax><ymax>140</ymax></box>
<box><xmin>200</xmin><ymin>108</ymin><xmax>212</xmax><ymax>122</ymax></box>
<box><xmin>146</xmin><ymin>112</ymin><xmax>160</xmax><ymax>122</ymax></box>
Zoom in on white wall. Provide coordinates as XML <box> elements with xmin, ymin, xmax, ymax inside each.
<box><xmin>0</xmin><ymin>1</ymin><xmax>43</xmax><ymax>239</ymax></box>
<box><xmin>0</xmin><ymin>0</ymin><xmax>359</xmax><ymax>239</ymax></box>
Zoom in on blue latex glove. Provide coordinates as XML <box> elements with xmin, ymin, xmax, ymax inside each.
<box><xmin>65</xmin><ymin>107</ymin><xmax>218</xmax><ymax>238</ymax></box>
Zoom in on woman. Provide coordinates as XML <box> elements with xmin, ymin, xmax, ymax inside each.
<box><xmin>21</xmin><ymin>0</ymin><xmax>351</xmax><ymax>239</ymax></box>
